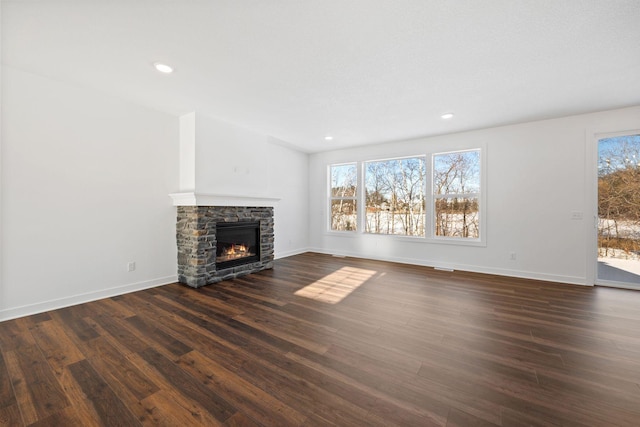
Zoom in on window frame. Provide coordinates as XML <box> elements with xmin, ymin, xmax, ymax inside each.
<box><xmin>328</xmin><ymin>162</ymin><xmax>359</xmax><ymax>233</ymax></box>
<box><xmin>327</xmin><ymin>146</ymin><xmax>486</xmax><ymax>247</ymax></box>
<box><xmin>431</xmin><ymin>149</ymin><xmax>482</xmax><ymax>243</ymax></box>
<box><xmin>363</xmin><ymin>155</ymin><xmax>427</xmax><ymax>237</ymax></box>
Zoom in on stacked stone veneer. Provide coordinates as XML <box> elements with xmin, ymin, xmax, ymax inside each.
<box><xmin>176</xmin><ymin>206</ymin><xmax>274</xmax><ymax>288</ymax></box>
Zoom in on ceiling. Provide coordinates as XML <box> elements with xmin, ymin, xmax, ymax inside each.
<box><xmin>2</xmin><ymin>0</ymin><xmax>640</xmax><ymax>153</ymax></box>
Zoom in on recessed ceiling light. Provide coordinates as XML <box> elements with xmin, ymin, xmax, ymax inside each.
<box><xmin>153</xmin><ymin>62</ymin><xmax>174</xmax><ymax>74</ymax></box>
<box><xmin>441</xmin><ymin>113</ymin><xmax>454</xmax><ymax>119</ymax></box>
<box><xmin>324</xmin><ymin>136</ymin><xmax>334</xmax><ymax>141</ymax></box>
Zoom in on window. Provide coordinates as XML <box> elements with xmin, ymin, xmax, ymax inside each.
<box><xmin>432</xmin><ymin>150</ymin><xmax>481</xmax><ymax>239</ymax></box>
<box><xmin>364</xmin><ymin>157</ymin><xmax>426</xmax><ymax>236</ymax></box>
<box><xmin>328</xmin><ymin>148</ymin><xmax>483</xmax><ymax>244</ymax></box>
<box><xmin>330</xmin><ymin>163</ymin><xmax>357</xmax><ymax>231</ymax></box>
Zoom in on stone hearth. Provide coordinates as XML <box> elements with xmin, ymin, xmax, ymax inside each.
<box><xmin>176</xmin><ymin>206</ymin><xmax>274</xmax><ymax>288</ymax></box>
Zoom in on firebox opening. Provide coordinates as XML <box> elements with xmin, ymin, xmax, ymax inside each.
<box><xmin>216</xmin><ymin>221</ymin><xmax>260</xmax><ymax>269</ymax></box>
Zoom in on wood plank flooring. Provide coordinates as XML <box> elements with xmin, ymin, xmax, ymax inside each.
<box><xmin>2</xmin><ymin>252</ymin><xmax>640</xmax><ymax>426</ymax></box>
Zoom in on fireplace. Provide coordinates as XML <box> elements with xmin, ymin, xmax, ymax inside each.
<box><xmin>176</xmin><ymin>206</ymin><xmax>274</xmax><ymax>288</ymax></box>
<box><xmin>215</xmin><ymin>222</ymin><xmax>260</xmax><ymax>269</ymax></box>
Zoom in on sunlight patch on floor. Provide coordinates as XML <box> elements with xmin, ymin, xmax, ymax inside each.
<box><xmin>294</xmin><ymin>266</ymin><xmax>377</xmax><ymax>304</ymax></box>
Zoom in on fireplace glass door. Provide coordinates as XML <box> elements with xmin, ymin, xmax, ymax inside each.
<box><xmin>216</xmin><ymin>222</ymin><xmax>260</xmax><ymax>269</ymax></box>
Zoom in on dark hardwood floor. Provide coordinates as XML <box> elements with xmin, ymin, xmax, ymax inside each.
<box><xmin>2</xmin><ymin>252</ymin><xmax>640</xmax><ymax>426</ymax></box>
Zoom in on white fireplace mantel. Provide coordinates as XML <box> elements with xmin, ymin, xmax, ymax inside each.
<box><xmin>169</xmin><ymin>192</ymin><xmax>280</xmax><ymax>207</ymax></box>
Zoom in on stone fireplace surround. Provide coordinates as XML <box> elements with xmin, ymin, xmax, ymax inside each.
<box><xmin>170</xmin><ymin>193</ymin><xmax>278</xmax><ymax>288</ymax></box>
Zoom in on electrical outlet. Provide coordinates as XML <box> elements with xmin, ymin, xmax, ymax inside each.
<box><xmin>571</xmin><ymin>211</ymin><xmax>583</xmax><ymax>220</ymax></box>
<box><xmin>509</xmin><ymin>252</ymin><xmax>517</xmax><ymax>261</ymax></box>
<box><xmin>127</xmin><ymin>261</ymin><xmax>136</xmax><ymax>272</ymax></box>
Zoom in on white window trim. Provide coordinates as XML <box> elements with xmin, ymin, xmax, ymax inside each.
<box><xmin>328</xmin><ymin>162</ymin><xmax>358</xmax><ymax>233</ymax></box>
<box><xmin>362</xmin><ymin>155</ymin><xmax>427</xmax><ymax>237</ymax></box>
<box><xmin>430</xmin><ymin>148</ymin><xmax>484</xmax><ymax>245</ymax></box>
<box><xmin>326</xmin><ymin>146</ymin><xmax>486</xmax><ymax>247</ymax></box>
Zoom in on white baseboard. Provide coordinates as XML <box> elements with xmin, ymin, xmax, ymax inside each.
<box><xmin>306</xmin><ymin>247</ymin><xmax>589</xmax><ymax>286</ymax></box>
<box><xmin>275</xmin><ymin>247</ymin><xmax>311</xmax><ymax>259</ymax></box>
<box><xmin>0</xmin><ymin>275</ymin><xmax>178</xmax><ymax>322</ymax></box>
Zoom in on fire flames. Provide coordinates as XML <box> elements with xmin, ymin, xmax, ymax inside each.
<box><xmin>219</xmin><ymin>244</ymin><xmax>251</xmax><ymax>262</ymax></box>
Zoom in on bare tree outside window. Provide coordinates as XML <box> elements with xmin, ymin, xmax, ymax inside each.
<box><xmin>330</xmin><ymin>163</ymin><xmax>357</xmax><ymax>231</ymax></box>
<box><xmin>364</xmin><ymin>157</ymin><xmax>425</xmax><ymax>236</ymax></box>
<box><xmin>433</xmin><ymin>150</ymin><xmax>480</xmax><ymax>238</ymax></box>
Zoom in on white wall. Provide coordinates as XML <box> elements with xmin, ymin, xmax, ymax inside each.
<box><xmin>194</xmin><ymin>113</ymin><xmax>269</xmax><ymax>196</ymax></box>
<box><xmin>309</xmin><ymin>106</ymin><xmax>640</xmax><ymax>285</ymax></box>
<box><xmin>188</xmin><ymin>113</ymin><xmax>309</xmax><ymax>258</ymax></box>
<box><xmin>179</xmin><ymin>112</ymin><xmax>196</xmax><ymax>191</ymax></box>
<box><xmin>267</xmin><ymin>138</ymin><xmax>309</xmax><ymax>258</ymax></box>
<box><xmin>0</xmin><ymin>67</ymin><xmax>180</xmax><ymax>320</ymax></box>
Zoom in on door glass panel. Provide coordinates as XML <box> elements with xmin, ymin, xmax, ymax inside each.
<box><xmin>597</xmin><ymin>134</ymin><xmax>640</xmax><ymax>287</ymax></box>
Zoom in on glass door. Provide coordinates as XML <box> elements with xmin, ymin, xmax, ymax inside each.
<box><xmin>597</xmin><ymin>134</ymin><xmax>640</xmax><ymax>289</ymax></box>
